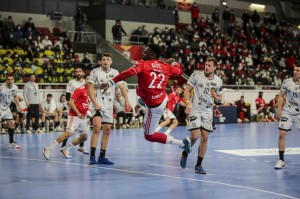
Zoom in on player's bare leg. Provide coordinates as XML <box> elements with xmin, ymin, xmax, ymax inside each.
<box><xmin>97</xmin><ymin>123</ymin><xmax>114</xmax><ymax>165</ymax></box>
<box><xmin>89</xmin><ymin>116</ymin><xmax>102</xmax><ymax>164</ymax></box>
<box><xmin>275</xmin><ymin>130</ymin><xmax>287</xmax><ymax>169</ymax></box>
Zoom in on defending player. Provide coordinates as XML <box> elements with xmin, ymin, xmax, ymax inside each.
<box><xmin>274</xmin><ymin>63</ymin><xmax>300</xmax><ymax>169</ymax></box>
<box><xmin>180</xmin><ymin>57</ymin><xmax>223</xmax><ymax>174</ymax></box>
<box><xmin>88</xmin><ymin>53</ymin><xmax>130</xmax><ymax>165</ymax></box>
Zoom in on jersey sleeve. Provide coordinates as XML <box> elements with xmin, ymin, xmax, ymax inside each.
<box><xmin>66</xmin><ymin>81</ymin><xmax>73</xmax><ymax>94</ymax></box>
<box><xmin>169</xmin><ymin>62</ymin><xmax>183</xmax><ymax>77</ymax></box>
<box><xmin>281</xmin><ymin>79</ymin><xmax>288</xmax><ymax>94</ymax></box>
<box><xmin>88</xmin><ymin>69</ymin><xmax>97</xmax><ymax>85</ymax></box>
<box><xmin>187</xmin><ymin>72</ymin><xmax>197</xmax><ymax>87</ymax></box>
<box><xmin>70</xmin><ymin>88</ymin><xmax>82</xmax><ymax>102</ymax></box>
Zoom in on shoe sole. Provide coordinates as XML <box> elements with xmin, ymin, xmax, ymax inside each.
<box><xmin>274</xmin><ymin>166</ymin><xmax>285</xmax><ymax>170</ymax></box>
<box><xmin>195</xmin><ymin>171</ymin><xmax>206</xmax><ymax>174</ymax></box>
<box><xmin>43</xmin><ymin>148</ymin><xmax>49</xmax><ymax>160</ymax></box>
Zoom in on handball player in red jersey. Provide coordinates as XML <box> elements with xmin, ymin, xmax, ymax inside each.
<box><xmin>102</xmin><ymin>44</ymin><xmax>192</xmax><ymax>153</ymax></box>
<box><xmin>43</xmin><ymin>76</ymin><xmax>91</xmax><ymax>160</ymax></box>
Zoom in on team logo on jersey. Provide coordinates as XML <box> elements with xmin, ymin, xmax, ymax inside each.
<box><xmin>211</xmin><ymin>82</ymin><xmax>217</xmax><ymax>86</ymax></box>
<box><xmin>198</xmin><ymin>83</ymin><xmax>203</xmax><ymax>88</ymax></box>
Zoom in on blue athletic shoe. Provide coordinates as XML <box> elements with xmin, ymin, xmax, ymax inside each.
<box><xmin>89</xmin><ymin>156</ymin><xmax>97</xmax><ymax>165</ymax></box>
<box><xmin>181</xmin><ymin>137</ymin><xmax>192</xmax><ymax>153</ymax></box>
<box><xmin>195</xmin><ymin>166</ymin><xmax>206</xmax><ymax>174</ymax></box>
<box><xmin>98</xmin><ymin>157</ymin><xmax>114</xmax><ymax>165</ymax></box>
<box><xmin>180</xmin><ymin>151</ymin><xmax>188</xmax><ymax>169</ymax></box>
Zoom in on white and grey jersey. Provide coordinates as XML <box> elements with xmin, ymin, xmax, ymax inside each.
<box><xmin>23</xmin><ymin>81</ymin><xmax>40</xmax><ymax>105</ymax></box>
<box><xmin>88</xmin><ymin>67</ymin><xmax>121</xmax><ymax>110</ymax></box>
<box><xmin>56</xmin><ymin>100</ymin><xmax>68</xmax><ymax>110</ymax></box>
<box><xmin>187</xmin><ymin>71</ymin><xmax>223</xmax><ymax>114</ymax></box>
<box><xmin>66</xmin><ymin>79</ymin><xmax>85</xmax><ymax>94</ymax></box>
<box><xmin>0</xmin><ymin>84</ymin><xmax>18</xmax><ymax>110</ymax></box>
<box><xmin>281</xmin><ymin>78</ymin><xmax>300</xmax><ymax>115</ymax></box>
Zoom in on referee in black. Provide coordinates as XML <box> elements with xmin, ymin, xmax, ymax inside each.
<box><xmin>23</xmin><ymin>74</ymin><xmax>43</xmax><ymax>133</ymax></box>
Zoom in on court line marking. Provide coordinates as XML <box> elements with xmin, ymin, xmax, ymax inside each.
<box><xmin>0</xmin><ymin>156</ymin><xmax>299</xmax><ymax>199</ymax></box>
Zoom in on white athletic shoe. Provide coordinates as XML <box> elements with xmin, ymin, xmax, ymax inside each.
<box><xmin>274</xmin><ymin>160</ymin><xmax>285</xmax><ymax>169</ymax></box>
<box><xmin>8</xmin><ymin>143</ymin><xmax>21</xmax><ymax>149</ymax></box>
<box><xmin>1</xmin><ymin>128</ymin><xmax>7</xmax><ymax>134</ymax></box>
<box><xmin>78</xmin><ymin>147</ymin><xmax>90</xmax><ymax>154</ymax></box>
<box><xmin>26</xmin><ymin>129</ymin><xmax>32</xmax><ymax>134</ymax></box>
<box><xmin>36</xmin><ymin>128</ymin><xmax>44</xmax><ymax>134</ymax></box>
<box><xmin>43</xmin><ymin>147</ymin><xmax>52</xmax><ymax>160</ymax></box>
<box><xmin>121</xmin><ymin>124</ymin><xmax>127</xmax><ymax>129</ymax></box>
<box><xmin>61</xmin><ymin>149</ymin><xmax>72</xmax><ymax>159</ymax></box>
<box><xmin>55</xmin><ymin>126</ymin><xmax>64</xmax><ymax>132</ymax></box>
<box><xmin>16</xmin><ymin>128</ymin><xmax>22</xmax><ymax>133</ymax></box>
<box><xmin>42</xmin><ymin>127</ymin><xmax>46</xmax><ymax>132</ymax></box>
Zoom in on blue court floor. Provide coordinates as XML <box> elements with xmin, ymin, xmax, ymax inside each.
<box><xmin>1</xmin><ymin>122</ymin><xmax>300</xmax><ymax>199</ymax></box>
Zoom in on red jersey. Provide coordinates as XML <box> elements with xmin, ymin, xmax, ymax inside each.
<box><xmin>255</xmin><ymin>97</ymin><xmax>266</xmax><ymax>110</ymax></box>
<box><xmin>167</xmin><ymin>92</ymin><xmax>181</xmax><ymax>112</ymax></box>
<box><xmin>69</xmin><ymin>85</ymin><xmax>91</xmax><ymax>116</ymax></box>
<box><xmin>113</xmin><ymin>60</ymin><xmax>183</xmax><ymax>107</ymax></box>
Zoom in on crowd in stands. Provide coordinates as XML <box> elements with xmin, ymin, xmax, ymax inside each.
<box><xmin>0</xmin><ymin>14</ymin><xmax>92</xmax><ymax>84</ymax></box>
<box><xmin>131</xmin><ymin>6</ymin><xmax>299</xmax><ymax>86</ymax></box>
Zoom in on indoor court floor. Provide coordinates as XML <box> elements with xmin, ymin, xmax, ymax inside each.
<box><xmin>1</xmin><ymin>122</ymin><xmax>300</xmax><ymax>199</ymax></box>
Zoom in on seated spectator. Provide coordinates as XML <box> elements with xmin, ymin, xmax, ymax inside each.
<box><xmin>42</xmin><ymin>35</ymin><xmax>53</xmax><ymax>48</ymax></box>
<box><xmin>235</xmin><ymin>96</ymin><xmax>249</xmax><ymax>123</ymax></box>
<box><xmin>269</xmin><ymin>94</ymin><xmax>279</xmax><ymax>120</ymax></box>
<box><xmin>113</xmin><ymin>92</ymin><xmax>133</xmax><ymax>129</ymax></box>
<box><xmin>40</xmin><ymin>93</ymin><xmax>62</xmax><ymax>131</ymax></box>
<box><xmin>56</xmin><ymin>94</ymin><xmax>68</xmax><ymax>129</ymax></box>
<box><xmin>255</xmin><ymin>91</ymin><xmax>272</xmax><ymax>122</ymax></box>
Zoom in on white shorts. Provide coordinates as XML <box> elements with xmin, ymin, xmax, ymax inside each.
<box><xmin>92</xmin><ymin>108</ymin><xmax>114</xmax><ymax>124</ymax></box>
<box><xmin>163</xmin><ymin>109</ymin><xmax>176</xmax><ymax>120</ymax></box>
<box><xmin>0</xmin><ymin>108</ymin><xmax>13</xmax><ymax>121</ymax></box>
<box><xmin>278</xmin><ymin>111</ymin><xmax>300</xmax><ymax>131</ymax></box>
<box><xmin>144</xmin><ymin>96</ymin><xmax>168</xmax><ymax>135</ymax></box>
<box><xmin>66</xmin><ymin>116</ymin><xmax>89</xmax><ymax>134</ymax></box>
<box><xmin>187</xmin><ymin>112</ymin><xmax>213</xmax><ymax>132</ymax></box>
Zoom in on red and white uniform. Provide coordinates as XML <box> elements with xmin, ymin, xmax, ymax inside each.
<box><xmin>164</xmin><ymin>92</ymin><xmax>181</xmax><ymax>120</ymax></box>
<box><xmin>67</xmin><ymin>85</ymin><xmax>91</xmax><ymax>134</ymax></box>
<box><xmin>255</xmin><ymin>97</ymin><xmax>266</xmax><ymax>110</ymax></box>
<box><xmin>112</xmin><ymin>60</ymin><xmax>183</xmax><ymax>138</ymax></box>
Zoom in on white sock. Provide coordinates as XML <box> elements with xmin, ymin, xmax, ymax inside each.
<box><xmin>164</xmin><ymin>128</ymin><xmax>172</xmax><ymax>135</ymax></box>
<box><xmin>166</xmin><ymin>136</ymin><xmax>184</xmax><ymax>146</ymax></box>
<box><xmin>155</xmin><ymin>125</ymin><xmax>162</xmax><ymax>132</ymax></box>
<box><xmin>48</xmin><ymin>140</ymin><xmax>58</xmax><ymax>151</ymax></box>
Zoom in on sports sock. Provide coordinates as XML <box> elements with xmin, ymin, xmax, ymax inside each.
<box><xmin>196</xmin><ymin>156</ymin><xmax>203</xmax><ymax>167</ymax></box>
<box><xmin>61</xmin><ymin>139</ymin><xmax>68</xmax><ymax>147</ymax></box>
<box><xmin>79</xmin><ymin>142</ymin><xmax>84</xmax><ymax>147</ymax></box>
<box><xmin>90</xmin><ymin>147</ymin><xmax>96</xmax><ymax>158</ymax></box>
<box><xmin>48</xmin><ymin>140</ymin><xmax>58</xmax><ymax>151</ymax></box>
<box><xmin>279</xmin><ymin>151</ymin><xmax>285</xmax><ymax>162</ymax></box>
<box><xmin>99</xmin><ymin>149</ymin><xmax>106</xmax><ymax>158</ymax></box>
<box><xmin>154</xmin><ymin>125</ymin><xmax>162</xmax><ymax>132</ymax></box>
<box><xmin>55</xmin><ymin>122</ymin><xmax>60</xmax><ymax>128</ymax></box>
<box><xmin>182</xmin><ymin>150</ymin><xmax>188</xmax><ymax>157</ymax></box>
<box><xmin>164</xmin><ymin>128</ymin><xmax>172</xmax><ymax>135</ymax></box>
<box><xmin>8</xmin><ymin>128</ymin><xmax>14</xmax><ymax>143</ymax></box>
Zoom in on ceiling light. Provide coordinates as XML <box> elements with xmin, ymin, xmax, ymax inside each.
<box><xmin>250</xmin><ymin>3</ymin><xmax>265</xmax><ymax>9</ymax></box>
